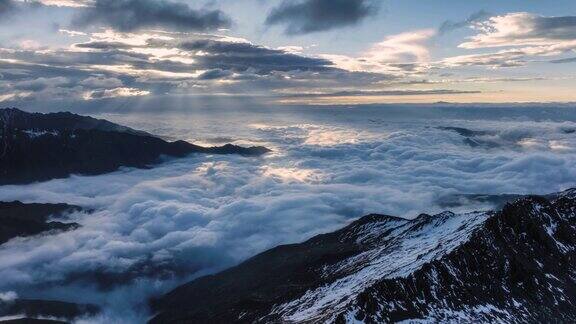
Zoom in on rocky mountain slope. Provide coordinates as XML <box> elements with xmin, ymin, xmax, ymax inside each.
<box><xmin>150</xmin><ymin>189</ymin><xmax>576</xmax><ymax>323</ymax></box>
<box><xmin>0</xmin><ymin>201</ymin><xmax>82</xmax><ymax>245</ymax></box>
<box><xmin>0</xmin><ymin>108</ymin><xmax>270</xmax><ymax>185</ymax></box>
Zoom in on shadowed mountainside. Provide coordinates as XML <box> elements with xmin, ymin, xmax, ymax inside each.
<box><xmin>0</xmin><ymin>108</ymin><xmax>270</xmax><ymax>185</ymax></box>
<box><xmin>0</xmin><ymin>201</ymin><xmax>82</xmax><ymax>245</ymax></box>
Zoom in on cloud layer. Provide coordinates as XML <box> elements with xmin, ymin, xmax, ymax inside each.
<box><xmin>0</xmin><ymin>105</ymin><xmax>575</xmax><ymax>321</ymax></box>
<box><xmin>5</xmin><ymin>29</ymin><xmax>485</xmax><ymax>105</ymax></box>
<box><xmin>0</xmin><ymin>30</ymin><xmax>351</xmax><ymax>103</ymax></box>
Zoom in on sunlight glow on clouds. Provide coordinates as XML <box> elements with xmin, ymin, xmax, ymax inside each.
<box><xmin>84</xmin><ymin>87</ymin><xmax>151</xmax><ymax>100</ymax></box>
<box><xmin>321</xmin><ymin>29</ymin><xmax>435</xmax><ymax>75</ymax></box>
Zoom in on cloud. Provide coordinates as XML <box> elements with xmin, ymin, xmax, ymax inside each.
<box><xmin>439</xmin><ymin>10</ymin><xmax>491</xmax><ymax>35</ymax></box>
<box><xmin>0</xmin><ymin>106</ymin><xmax>575</xmax><ymax>321</ymax></box>
<box><xmin>13</xmin><ymin>76</ymin><xmax>71</xmax><ymax>91</ymax></box>
<box><xmin>363</xmin><ymin>29</ymin><xmax>436</xmax><ymax>63</ymax></box>
<box><xmin>72</xmin><ymin>0</ymin><xmax>231</xmax><ymax>32</ymax></box>
<box><xmin>321</xmin><ymin>30</ymin><xmax>436</xmax><ymax>74</ymax></box>
<box><xmin>172</xmin><ymin>38</ymin><xmax>334</xmax><ymax>73</ymax></box>
<box><xmin>1</xmin><ymin>30</ymin><xmax>401</xmax><ymax>104</ymax></box>
<box><xmin>0</xmin><ymin>291</ymin><xmax>17</xmax><ymax>302</ymax></box>
<box><xmin>197</xmin><ymin>69</ymin><xmax>232</xmax><ymax>80</ymax></box>
<box><xmin>0</xmin><ymin>50</ymin><xmax>145</xmax><ymax>102</ymax></box>
<box><xmin>84</xmin><ymin>87</ymin><xmax>150</xmax><ymax>99</ymax></box>
<box><xmin>439</xmin><ymin>13</ymin><xmax>576</xmax><ymax>68</ymax></box>
<box><xmin>460</xmin><ymin>12</ymin><xmax>576</xmax><ymax>49</ymax></box>
<box><xmin>79</xmin><ymin>76</ymin><xmax>124</xmax><ymax>88</ymax></box>
<box><xmin>266</xmin><ymin>0</ymin><xmax>378</xmax><ymax>35</ymax></box>
<box><xmin>443</xmin><ymin>51</ymin><xmax>527</xmax><ymax>68</ymax></box>
<box><xmin>4</xmin><ymin>0</ymin><xmax>91</xmax><ymax>18</ymax></box>
<box><xmin>444</xmin><ymin>40</ymin><xmax>576</xmax><ymax>68</ymax></box>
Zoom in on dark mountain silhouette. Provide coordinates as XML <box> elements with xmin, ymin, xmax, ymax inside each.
<box><xmin>0</xmin><ymin>108</ymin><xmax>270</xmax><ymax>185</ymax></box>
<box><xmin>0</xmin><ymin>299</ymin><xmax>99</xmax><ymax>323</ymax></box>
<box><xmin>0</xmin><ymin>201</ymin><xmax>82</xmax><ymax>245</ymax></box>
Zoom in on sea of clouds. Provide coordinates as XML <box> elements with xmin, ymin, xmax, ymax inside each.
<box><xmin>0</xmin><ymin>104</ymin><xmax>575</xmax><ymax>322</ymax></box>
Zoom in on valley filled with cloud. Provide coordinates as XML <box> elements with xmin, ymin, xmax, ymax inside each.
<box><xmin>0</xmin><ymin>105</ymin><xmax>575</xmax><ymax>321</ymax></box>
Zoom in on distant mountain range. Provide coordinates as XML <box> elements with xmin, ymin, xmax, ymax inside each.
<box><xmin>0</xmin><ymin>108</ymin><xmax>270</xmax><ymax>185</ymax></box>
<box><xmin>150</xmin><ymin>189</ymin><xmax>576</xmax><ymax>323</ymax></box>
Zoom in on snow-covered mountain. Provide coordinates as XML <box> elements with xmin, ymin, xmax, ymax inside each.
<box><xmin>151</xmin><ymin>189</ymin><xmax>576</xmax><ymax>323</ymax></box>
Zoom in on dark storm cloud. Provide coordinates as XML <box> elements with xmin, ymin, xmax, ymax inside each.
<box><xmin>72</xmin><ymin>0</ymin><xmax>231</xmax><ymax>32</ymax></box>
<box><xmin>439</xmin><ymin>10</ymin><xmax>491</xmax><ymax>35</ymax></box>
<box><xmin>266</xmin><ymin>0</ymin><xmax>378</xmax><ymax>35</ymax></box>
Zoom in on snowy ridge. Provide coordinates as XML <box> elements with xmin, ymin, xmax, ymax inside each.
<box><xmin>272</xmin><ymin>211</ymin><xmax>490</xmax><ymax>323</ymax></box>
<box><xmin>151</xmin><ymin>189</ymin><xmax>576</xmax><ymax>324</ymax></box>
<box><xmin>336</xmin><ymin>192</ymin><xmax>576</xmax><ymax>323</ymax></box>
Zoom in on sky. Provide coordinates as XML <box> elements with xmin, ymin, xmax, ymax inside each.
<box><xmin>1</xmin><ymin>0</ymin><xmax>576</xmax><ymax>108</ymax></box>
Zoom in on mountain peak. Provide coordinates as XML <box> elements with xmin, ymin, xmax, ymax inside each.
<box><xmin>150</xmin><ymin>190</ymin><xmax>576</xmax><ymax>323</ymax></box>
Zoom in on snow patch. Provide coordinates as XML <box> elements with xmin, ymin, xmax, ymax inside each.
<box><xmin>22</xmin><ymin>129</ymin><xmax>59</xmax><ymax>138</ymax></box>
<box><xmin>273</xmin><ymin>211</ymin><xmax>490</xmax><ymax>323</ymax></box>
